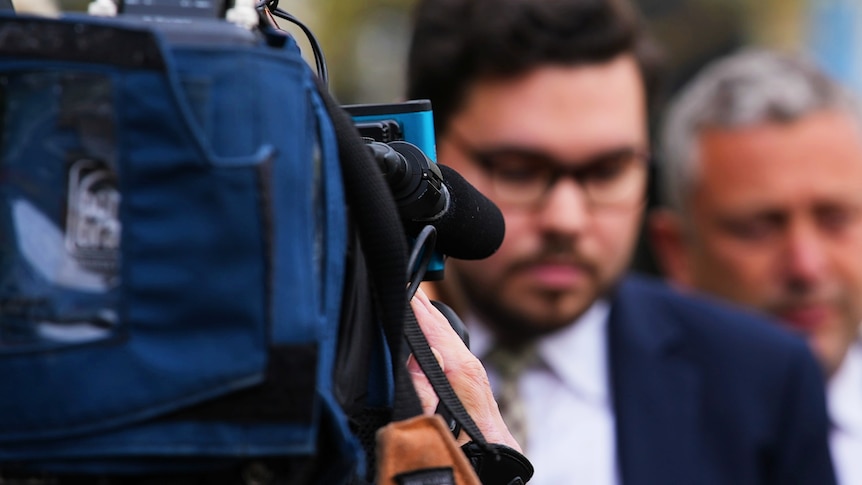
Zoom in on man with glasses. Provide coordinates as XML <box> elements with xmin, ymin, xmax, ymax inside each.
<box><xmin>649</xmin><ymin>48</ymin><xmax>862</xmax><ymax>485</ymax></box>
<box><xmin>407</xmin><ymin>0</ymin><xmax>836</xmax><ymax>483</ymax></box>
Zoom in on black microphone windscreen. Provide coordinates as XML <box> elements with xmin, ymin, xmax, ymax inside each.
<box><xmin>405</xmin><ymin>164</ymin><xmax>505</xmax><ymax>260</ymax></box>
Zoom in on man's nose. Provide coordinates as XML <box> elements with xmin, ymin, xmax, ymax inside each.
<box><xmin>784</xmin><ymin>222</ymin><xmax>828</xmax><ymax>286</ymax></box>
<box><xmin>535</xmin><ymin>176</ymin><xmax>589</xmax><ymax>235</ymax></box>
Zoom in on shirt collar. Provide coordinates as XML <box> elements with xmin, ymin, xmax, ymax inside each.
<box><xmin>828</xmin><ymin>337</ymin><xmax>862</xmax><ymax>436</ymax></box>
<box><xmin>468</xmin><ymin>300</ymin><xmax>611</xmax><ymax>405</ymax></box>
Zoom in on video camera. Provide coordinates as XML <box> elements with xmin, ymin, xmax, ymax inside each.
<box><xmin>0</xmin><ymin>1</ymin><xmax>504</xmax><ymax>482</ymax></box>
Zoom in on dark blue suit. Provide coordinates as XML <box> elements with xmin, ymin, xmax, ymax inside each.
<box><xmin>608</xmin><ymin>275</ymin><xmax>836</xmax><ymax>485</ymax></box>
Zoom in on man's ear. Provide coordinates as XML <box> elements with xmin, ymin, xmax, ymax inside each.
<box><xmin>647</xmin><ymin>208</ymin><xmax>694</xmax><ymax>288</ymax></box>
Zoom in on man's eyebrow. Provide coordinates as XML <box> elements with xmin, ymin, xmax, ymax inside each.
<box><xmin>716</xmin><ymin>208</ymin><xmax>786</xmax><ymax>224</ymax></box>
<box><xmin>579</xmin><ymin>147</ymin><xmax>647</xmax><ymax>166</ymax></box>
<box><xmin>474</xmin><ymin>144</ymin><xmax>646</xmax><ymax>167</ymax></box>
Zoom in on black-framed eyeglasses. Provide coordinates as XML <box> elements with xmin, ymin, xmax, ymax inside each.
<box><xmin>446</xmin><ymin>130</ymin><xmax>650</xmax><ymax>209</ymax></box>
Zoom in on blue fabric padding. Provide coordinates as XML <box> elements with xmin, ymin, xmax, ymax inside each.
<box><xmin>0</xmin><ymin>14</ymin><xmax>353</xmax><ymax>474</ymax></box>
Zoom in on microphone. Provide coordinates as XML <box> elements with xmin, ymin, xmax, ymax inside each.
<box><xmin>367</xmin><ymin>140</ymin><xmax>505</xmax><ymax>260</ymax></box>
<box><xmin>418</xmin><ymin>164</ymin><xmax>504</xmax><ymax>260</ymax></box>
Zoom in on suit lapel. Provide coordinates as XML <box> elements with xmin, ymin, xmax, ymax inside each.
<box><xmin>607</xmin><ymin>277</ymin><xmax>704</xmax><ymax>485</ymax></box>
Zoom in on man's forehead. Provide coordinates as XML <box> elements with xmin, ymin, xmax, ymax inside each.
<box><xmin>691</xmin><ymin>167</ymin><xmax>862</xmax><ymax>219</ymax></box>
<box><xmin>693</xmin><ymin>113</ymin><xmax>862</xmax><ymax>189</ymax></box>
<box><xmin>450</xmin><ymin>57</ymin><xmax>647</xmax><ymax>160</ymax></box>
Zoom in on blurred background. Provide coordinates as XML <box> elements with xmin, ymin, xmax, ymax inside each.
<box><xmin>272</xmin><ymin>0</ymin><xmax>862</xmax><ymax>108</ymax></box>
<box><xmin>11</xmin><ymin>0</ymin><xmax>862</xmax><ymax>274</ymax></box>
<box><xmin>17</xmin><ymin>0</ymin><xmax>862</xmax><ymax>106</ymax></box>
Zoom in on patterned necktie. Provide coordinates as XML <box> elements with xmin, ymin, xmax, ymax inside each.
<box><xmin>484</xmin><ymin>344</ymin><xmax>539</xmax><ymax>452</ymax></box>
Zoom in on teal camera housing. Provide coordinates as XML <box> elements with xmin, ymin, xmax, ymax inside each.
<box><xmin>344</xmin><ymin>100</ymin><xmax>445</xmax><ymax>280</ymax></box>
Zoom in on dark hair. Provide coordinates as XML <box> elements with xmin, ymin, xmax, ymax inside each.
<box><xmin>406</xmin><ymin>0</ymin><xmax>663</xmax><ymax>136</ymax></box>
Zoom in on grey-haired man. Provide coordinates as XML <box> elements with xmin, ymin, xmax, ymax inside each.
<box><xmin>650</xmin><ymin>48</ymin><xmax>862</xmax><ymax>485</ymax></box>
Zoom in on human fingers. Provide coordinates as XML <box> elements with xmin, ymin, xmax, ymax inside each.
<box><xmin>408</xmin><ymin>288</ymin><xmax>522</xmax><ymax>451</ymax></box>
<box><xmin>406</xmin><ymin>348</ymin><xmax>443</xmax><ymax>415</ymax></box>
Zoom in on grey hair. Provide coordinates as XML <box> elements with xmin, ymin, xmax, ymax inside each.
<box><xmin>659</xmin><ymin>48</ymin><xmax>862</xmax><ymax>213</ymax></box>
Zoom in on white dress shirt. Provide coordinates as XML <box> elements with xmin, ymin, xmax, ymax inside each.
<box><xmin>470</xmin><ymin>300</ymin><xmax>620</xmax><ymax>485</ymax></box>
<box><xmin>827</xmin><ymin>337</ymin><xmax>862</xmax><ymax>485</ymax></box>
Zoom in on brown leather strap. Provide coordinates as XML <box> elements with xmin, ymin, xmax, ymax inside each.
<box><xmin>375</xmin><ymin>415</ymin><xmax>481</xmax><ymax>485</ymax></box>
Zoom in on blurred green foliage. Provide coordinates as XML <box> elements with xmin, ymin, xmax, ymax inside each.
<box><xmin>45</xmin><ymin>0</ymin><xmax>805</xmax><ymax>104</ymax></box>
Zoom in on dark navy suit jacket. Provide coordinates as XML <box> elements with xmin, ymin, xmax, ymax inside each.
<box><xmin>607</xmin><ymin>275</ymin><xmax>836</xmax><ymax>485</ymax></box>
